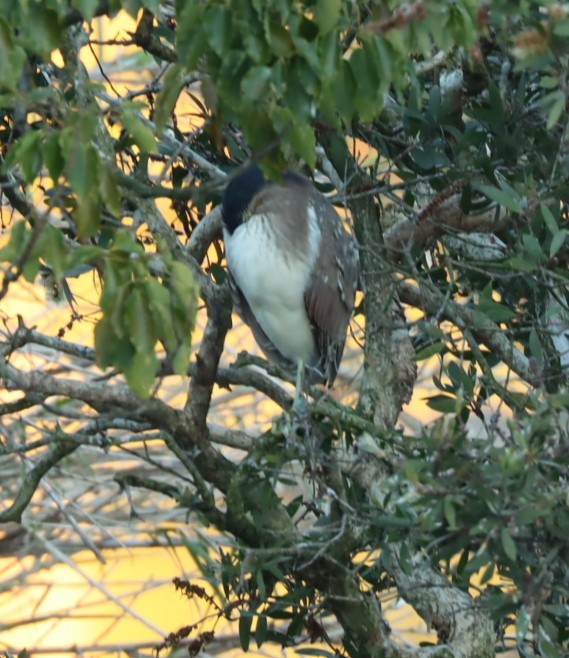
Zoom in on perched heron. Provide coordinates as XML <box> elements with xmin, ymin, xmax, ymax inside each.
<box><xmin>221</xmin><ymin>165</ymin><xmax>359</xmax><ymax>388</ymax></box>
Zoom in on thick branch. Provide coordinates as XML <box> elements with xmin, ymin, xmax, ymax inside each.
<box><xmin>184</xmin><ymin>286</ymin><xmax>232</xmax><ymax>422</ymax></box>
<box><xmin>383</xmin><ymin>194</ymin><xmax>511</xmax><ymax>261</ymax></box>
<box><xmin>391</xmin><ymin>549</ymin><xmax>495</xmax><ymax>658</ymax></box>
<box><xmin>399</xmin><ymin>280</ymin><xmax>542</xmax><ymax>387</ymax></box>
<box><xmin>186</xmin><ymin>205</ymin><xmax>223</xmax><ymax>265</ymax></box>
<box><xmin>131</xmin><ymin>9</ymin><xmax>177</xmax><ymax>63</ymax></box>
<box><xmin>215</xmin><ymin>363</ymin><xmax>293</xmax><ymax>410</ymax></box>
<box><xmin>1</xmin><ymin>322</ymin><xmax>96</xmax><ymax>362</ymax></box>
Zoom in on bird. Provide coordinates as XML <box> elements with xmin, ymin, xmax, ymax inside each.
<box><xmin>221</xmin><ymin>164</ymin><xmax>359</xmax><ymax>389</ymax></box>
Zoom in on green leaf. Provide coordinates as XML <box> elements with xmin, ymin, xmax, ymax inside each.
<box><xmin>443</xmin><ymin>496</ymin><xmax>457</xmax><ymax>529</ymax></box>
<box><xmin>99</xmin><ymin>167</ymin><xmax>121</xmax><ymax>217</ymax></box>
<box><xmin>0</xmin><ymin>19</ymin><xmax>26</xmax><ymax>91</ymax></box>
<box><xmin>477</xmin><ymin>297</ymin><xmax>517</xmax><ymax>322</ymax></box>
<box><xmin>145</xmin><ymin>278</ymin><xmax>177</xmax><ymax>349</ymax></box>
<box><xmin>169</xmin><ymin>261</ymin><xmax>199</xmax><ymax>319</ymax></box>
<box><xmin>318</xmin><ymin>32</ymin><xmax>339</xmax><ymax>83</ymax></box>
<box><xmin>479</xmin><ymin>184</ymin><xmax>523</xmax><ymax>213</ymax></box>
<box><xmin>447</xmin><ymin>361</ymin><xmax>475</xmax><ymax>396</ymax></box>
<box><xmin>546</xmin><ymin>96</ymin><xmax>564</xmax><ymax>129</ymax></box>
<box><xmin>74</xmin><ymin>193</ymin><xmax>102</xmax><ymax>237</ymax></box>
<box><xmin>19</xmin><ymin>5</ymin><xmax>61</xmax><ymax>56</ymax></box>
<box><xmin>549</xmin><ymin>392</ymin><xmax>569</xmax><ymax>408</ymax></box>
<box><xmin>177</xmin><ymin>4</ymin><xmax>208</xmax><ymax>69</ymax></box>
<box><xmin>121</xmin><ymin>0</ymin><xmax>159</xmax><ymax>16</ymax></box>
<box><xmin>284</xmin><ymin>66</ymin><xmax>313</xmax><ymax>117</ymax></box>
<box><xmin>22</xmin><ymin>256</ymin><xmax>41</xmax><ymax>282</ymax></box>
<box><xmin>154</xmin><ymin>64</ymin><xmax>186</xmax><ymax>131</ymax></box>
<box><xmin>255</xmin><ymin>614</ymin><xmax>268</xmax><ymax>648</ymax></box>
<box><xmin>505</xmin><ymin>255</ymin><xmax>536</xmax><ymax>273</ymax></box>
<box><xmin>0</xmin><ymin>220</ymin><xmax>27</xmax><ymax>262</ymax></box>
<box><xmin>41</xmin><ymin>132</ymin><xmax>64</xmax><ymax>182</ymax></box>
<box><xmin>64</xmin><ymin>245</ymin><xmax>102</xmax><ymax>274</ymax></box>
<box><xmin>171</xmin><ymin>339</ymin><xmax>191</xmax><ymax>376</ymax></box>
<box><xmin>553</xmin><ymin>18</ymin><xmax>569</xmax><ymax>36</ymax></box>
<box><xmin>541</xmin><ymin>204</ymin><xmax>559</xmax><ymax>236</ymax></box>
<box><xmin>42</xmin><ymin>225</ymin><xmax>67</xmax><ymax>280</ymax></box>
<box><xmin>412</xmin><ymin>137</ymin><xmax>451</xmax><ymax>167</ymax></box>
<box><xmin>425</xmin><ymin>394</ymin><xmax>457</xmax><ymax>413</ymax></box>
<box><xmin>516</xmin><ymin>606</ymin><xmax>531</xmax><ymax>645</ymax></box>
<box><xmin>314</xmin><ymin>0</ymin><xmax>342</xmax><ymax>35</ymax></box>
<box><xmin>239</xmin><ymin>612</ymin><xmax>253</xmax><ymax>652</ymax></box>
<box><xmin>487</xmin><ymin>80</ymin><xmax>505</xmax><ymax>123</ymax></box>
<box><xmin>241</xmin><ymin>66</ymin><xmax>272</xmax><ymax>103</ymax></box>
<box><xmin>100</xmin><ymin>260</ymin><xmax>127</xmax><ymax>316</ymax></box>
<box><xmin>142</xmin><ymin>0</ymin><xmax>161</xmax><ymax>11</ymax></box>
<box><xmin>265</xmin><ymin>22</ymin><xmax>294</xmax><ymax>57</ymax></box>
<box><xmin>289</xmin><ymin>122</ymin><xmax>316</xmax><ymax>168</ymax></box>
<box><xmin>71</xmin><ymin>0</ymin><xmax>101</xmax><ymax>21</ymax></box>
<box><xmin>126</xmin><ymin>285</ymin><xmax>157</xmax><ymax>356</ymax></box>
<box><xmin>549</xmin><ymin>229</ymin><xmax>567</xmax><ymax>258</ymax></box>
<box><xmin>415</xmin><ymin>342</ymin><xmax>446</xmax><ymax>360</ymax></box>
<box><xmin>13</xmin><ymin>131</ymin><xmax>42</xmax><ymax>183</ymax></box>
<box><xmin>529</xmin><ymin>326</ymin><xmax>544</xmax><ymax>366</ymax></box>
<box><xmin>521</xmin><ymin>234</ymin><xmax>546</xmax><ymax>264</ymax></box>
<box><xmin>121</xmin><ymin>109</ymin><xmax>158</xmax><ymax>153</ymax></box>
<box><xmin>123</xmin><ymin>348</ymin><xmax>159</xmax><ymax>398</ymax></box>
<box><xmin>538</xmin><ymin>624</ymin><xmax>561</xmax><ymax>658</ymax></box>
<box><xmin>205</xmin><ymin>6</ymin><xmax>230</xmax><ymax>56</ymax></box>
<box><xmin>398</xmin><ymin>542</ymin><xmax>412</xmax><ymax>576</ymax></box>
<box><xmin>373</xmin><ymin>514</ymin><xmax>415</xmax><ymax>529</ymax></box>
<box><xmin>94</xmin><ymin>316</ymin><xmax>135</xmax><ymax>370</ymax></box>
<box><xmin>110</xmin><ymin>229</ymin><xmax>145</xmax><ymax>256</ymax></box>
<box><xmin>402</xmin><ymin>460</ymin><xmax>419</xmax><ymax>485</ymax></box>
<box><xmin>500</xmin><ymin>527</ymin><xmax>517</xmax><ymax>561</ymax></box>
<box><xmin>479</xmin><ymin>561</ymin><xmax>495</xmax><ymax>585</ymax></box>
<box><xmin>452</xmin><ymin>2</ymin><xmax>476</xmax><ymax>45</ymax></box>
<box><xmin>292</xmin><ymin>34</ymin><xmax>320</xmax><ymax>72</ymax></box>
<box><xmin>62</xmin><ymin>139</ymin><xmax>100</xmax><ymax>198</ymax></box>
<box><xmin>540</xmin><ymin>75</ymin><xmax>558</xmax><ymax>89</ymax></box>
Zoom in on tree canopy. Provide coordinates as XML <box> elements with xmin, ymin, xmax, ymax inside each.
<box><xmin>0</xmin><ymin>1</ymin><xmax>568</xmax><ymax>657</ymax></box>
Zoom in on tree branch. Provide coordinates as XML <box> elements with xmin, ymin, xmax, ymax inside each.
<box><xmin>391</xmin><ymin>548</ymin><xmax>495</xmax><ymax>657</ymax></box>
<box><xmin>399</xmin><ymin>280</ymin><xmax>542</xmax><ymax>387</ymax></box>
<box><xmin>0</xmin><ymin>356</ymin><xmax>237</xmax><ymax>496</ymax></box>
<box><xmin>131</xmin><ymin>9</ymin><xmax>177</xmax><ymax>63</ymax></box>
<box><xmin>0</xmin><ymin>438</ymin><xmax>79</xmax><ymax>523</ymax></box>
<box><xmin>186</xmin><ymin>205</ymin><xmax>223</xmax><ymax>265</ymax></box>
<box><xmin>383</xmin><ymin>194</ymin><xmax>511</xmax><ymax>261</ymax></box>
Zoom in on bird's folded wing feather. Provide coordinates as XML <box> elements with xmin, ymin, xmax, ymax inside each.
<box><xmin>304</xmin><ymin>194</ymin><xmax>360</xmax><ymax>384</ymax></box>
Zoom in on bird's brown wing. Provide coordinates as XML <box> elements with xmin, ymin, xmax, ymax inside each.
<box><xmin>303</xmin><ymin>192</ymin><xmax>360</xmax><ymax>386</ymax></box>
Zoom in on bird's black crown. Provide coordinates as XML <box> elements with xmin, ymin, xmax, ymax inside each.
<box><xmin>222</xmin><ymin>165</ymin><xmax>266</xmax><ymax>234</ymax></box>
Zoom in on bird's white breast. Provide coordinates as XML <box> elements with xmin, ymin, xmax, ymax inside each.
<box><xmin>224</xmin><ymin>213</ymin><xmax>317</xmax><ymax>364</ymax></box>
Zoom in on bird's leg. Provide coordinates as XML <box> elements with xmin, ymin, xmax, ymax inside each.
<box><xmin>292</xmin><ymin>358</ymin><xmax>309</xmax><ymax>414</ymax></box>
<box><xmin>290</xmin><ymin>358</ymin><xmax>320</xmax><ymax>464</ymax></box>
<box><xmin>288</xmin><ymin>359</ymin><xmax>310</xmax><ymax>432</ymax></box>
